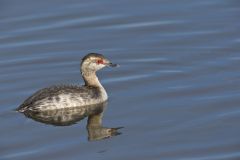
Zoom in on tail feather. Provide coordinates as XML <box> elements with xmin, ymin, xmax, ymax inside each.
<box><xmin>16</xmin><ymin>105</ymin><xmax>28</xmax><ymax>113</ymax></box>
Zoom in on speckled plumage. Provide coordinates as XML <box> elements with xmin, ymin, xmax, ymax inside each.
<box><xmin>17</xmin><ymin>53</ymin><xmax>117</xmax><ymax>112</ymax></box>
<box><xmin>17</xmin><ymin>85</ymin><xmax>106</xmax><ymax>112</ymax></box>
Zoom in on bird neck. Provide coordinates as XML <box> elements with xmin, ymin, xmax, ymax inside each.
<box><xmin>81</xmin><ymin>67</ymin><xmax>108</xmax><ymax>101</ymax></box>
<box><xmin>82</xmin><ymin>71</ymin><xmax>102</xmax><ymax>88</ymax></box>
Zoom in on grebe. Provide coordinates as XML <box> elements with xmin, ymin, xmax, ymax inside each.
<box><xmin>17</xmin><ymin>53</ymin><xmax>118</xmax><ymax>112</ymax></box>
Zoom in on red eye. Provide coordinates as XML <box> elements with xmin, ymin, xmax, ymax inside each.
<box><xmin>97</xmin><ymin>59</ymin><xmax>104</xmax><ymax>64</ymax></box>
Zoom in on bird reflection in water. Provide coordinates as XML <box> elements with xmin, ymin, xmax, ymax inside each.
<box><xmin>20</xmin><ymin>102</ymin><xmax>122</xmax><ymax>141</ymax></box>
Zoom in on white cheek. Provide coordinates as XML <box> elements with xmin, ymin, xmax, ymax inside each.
<box><xmin>90</xmin><ymin>63</ymin><xmax>105</xmax><ymax>70</ymax></box>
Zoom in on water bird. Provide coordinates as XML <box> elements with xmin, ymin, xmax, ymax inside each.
<box><xmin>17</xmin><ymin>53</ymin><xmax>118</xmax><ymax>112</ymax></box>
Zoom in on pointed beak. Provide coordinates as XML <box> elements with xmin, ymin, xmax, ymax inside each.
<box><xmin>107</xmin><ymin>62</ymin><xmax>119</xmax><ymax>67</ymax></box>
<box><xmin>104</xmin><ymin>60</ymin><xmax>119</xmax><ymax>67</ymax></box>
